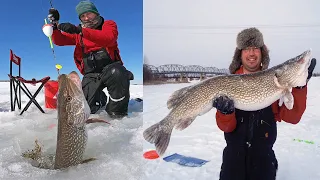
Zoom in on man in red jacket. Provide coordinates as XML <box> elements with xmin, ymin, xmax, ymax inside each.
<box><xmin>213</xmin><ymin>27</ymin><xmax>316</xmax><ymax>180</ymax></box>
<box><xmin>48</xmin><ymin>1</ymin><xmax>133</xmax><ymax>119</ymax></box>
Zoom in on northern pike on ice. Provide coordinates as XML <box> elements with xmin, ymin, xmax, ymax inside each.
<box><xmin>22</xmin><ymin>71</ymin><xmax>109</xmax><ymax>169</ymax></box>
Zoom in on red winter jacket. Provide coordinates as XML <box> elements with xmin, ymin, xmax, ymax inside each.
<box><xmin>51</xmin><ymin>20</ymin><xmax>123</xmax><ymax>75</ymax></box>
<box><xmin>216</xmin><ymin>66</ymin><xmax>307</xmax><ymax>133</ymax></box>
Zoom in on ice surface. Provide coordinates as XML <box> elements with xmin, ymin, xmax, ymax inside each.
<box><xmin>0</xmin><ymin>82</ymin><xmax>143</xmax><ymax>180</ymax></box>
<box><xmin>142</xmin><ymin>78</ymin><xmax>320</xmax><ymax>180</ymax></box>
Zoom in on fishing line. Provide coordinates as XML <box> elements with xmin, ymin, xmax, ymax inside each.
<box><xmin>142</xmin><ymin>103</ymin><xmax>168</xmax><ymax>115</ymax></box>
<box><xmin>41</xmin><ymin>0</ymin><xmax>62</xmax><ymax>76</ymax></box>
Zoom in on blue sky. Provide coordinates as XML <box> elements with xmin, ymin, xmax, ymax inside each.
<box><xmin>0</xmin><ymin>0</ymin><xmax>142</xmax><ymax>84</ymax></box>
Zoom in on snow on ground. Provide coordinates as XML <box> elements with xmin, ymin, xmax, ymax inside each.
<box><xmin>142</xmin><ymin>77</ymin><xmax>320</xmax><ymax>180</ymax></box>
<box><xmin>1</xmin><ymin>76</ymin><xmax>319</xmax><ymax>180</ymax></box>
<box><xmin>0</xmin><ymin>82</ymin><xmax>143</xmax><ymax>180</ymax></box>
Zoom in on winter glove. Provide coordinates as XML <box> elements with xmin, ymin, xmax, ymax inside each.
<box><xmin>213</xmin><ymin>95</ymin><xmax>235</xmax><ymax>115</ymax></box>
<box><xmin>48</xmin><ymin>8</ymin><xmax>60</xmax><ymax>23</ymax></box>
<box><xmin>58</xmin><ymin>23</ymin><xmax>82</xmax><ymax>34</ymax></box>
<box><xmin>306</xmin><ymin>58</ymin><xmax>316</xmax><ymax>82</ymax></box>
<box><xmin>127</xmin><ymin>70</ymin><xmax>134</xmax><ymax>80</ymax></box>
<box><xmin>296</xmin><ymin>58</ymin><xmax>316</xmax><ymax>89</ymax></box>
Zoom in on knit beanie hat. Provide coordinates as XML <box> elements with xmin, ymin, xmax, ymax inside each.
<box><xmin>229</xmin><ymin>27</ymin><xmax>270</xmax><ymax>74</ymax></box>
<box><xmin>76</xmin><ymin>1</ymin><xmax>99</xmax><ymax>19</ymax></box>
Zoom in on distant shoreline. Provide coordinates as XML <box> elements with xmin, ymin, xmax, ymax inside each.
<box><xmin>0</xmin><ymin>80</ymin><xmax>142</xmax><ymax>86</ymax></box>
<box><xmin>143</xmin><ymin>81</ymin><xmax>191</xmax><ymax>85</ymax></box>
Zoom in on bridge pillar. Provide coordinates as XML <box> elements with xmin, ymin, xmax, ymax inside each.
<box><xmin>200</xmin><ymin>73</ymin><xmax>204</xmax><ymax>81</ymax></box>
<box><xmin>179</xmin><ymin>73</ymin><xmax>188</xmax><ymax>82</ymax></box>
<box><xmin>184</xmin><ymin>73</ymin><xmax>188</xmax><ymax>82</ymax></box>
<box><xmin>202</xmin><ymin>73</ymin><xmax>207</xmax><ymax>80</ymax></box>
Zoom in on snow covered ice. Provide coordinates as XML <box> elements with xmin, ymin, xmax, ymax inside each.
<box><xmin>1</xmin><ymin>77</ymin><xmax>320</xmax><ymax>180</ymax></box>
<box><xmin>0</xmin><ymin>82</ymin><xmax>143</xmax><ymax>180</ymax></box>
<box><xmin>142</xmin><ymin>77</ymin><xmax>320</xmax><ymax>180</ymax></box>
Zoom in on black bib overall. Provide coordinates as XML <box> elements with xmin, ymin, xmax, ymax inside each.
<box><xmin>80</xmin><ymin>36</ymin><xmax>133</xmax><ymax>116</ymax></box>
<box><xmin>219</xmin><ymin>105</ymin><xmax>279</xmax><ymax>180</ymax></box>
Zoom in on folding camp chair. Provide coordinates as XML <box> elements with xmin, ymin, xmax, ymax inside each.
<box><xmin>8</xmin><ymin>49</ymin><xmax>50</xmax><ymax>115</ymax></box>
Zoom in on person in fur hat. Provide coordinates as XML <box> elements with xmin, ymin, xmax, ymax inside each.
<box><xmin>229</xmin><ymin>27</ymin><xmax>270</xmax><ymax>74</ymax></box>
<box><xmin>212</xmin><ymin>27</ymin><xmax>316</xmax><ymax>180</ymax></box>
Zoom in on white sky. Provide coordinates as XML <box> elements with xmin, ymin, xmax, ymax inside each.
<box><xmin>143</xmin><ymin>0</ymin><xmax>320</xmax><ymax>73</ymax></box>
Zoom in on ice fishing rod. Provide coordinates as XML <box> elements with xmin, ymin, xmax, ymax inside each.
<box><xmin>43</xmin><ymin>19</ymin><xmax>62</xmax><ymax>74</ymax></box>
<box><xmin>49</xmin><ymin>0</ymin><xmax>53</xmax><ymax>8</ymax></box>
<box><xmin>42</xmin><ymin>0</ymin><xmax>62</xmax><ymax>76</ymax></box>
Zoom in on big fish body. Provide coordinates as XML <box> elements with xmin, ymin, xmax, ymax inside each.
<box><xmin>54</xmin><ymin>71</ymin><xmax>91</xmax><ymax>169</ymax></box>
<box><xmin>169</xmin><ymin>71</ymin><xmax>282</xmax><ymax>121</ymax></box>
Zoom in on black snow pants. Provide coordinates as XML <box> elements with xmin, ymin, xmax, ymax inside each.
<box><xmin>219</xmin><ymin>105</ymin><xmax>279</xmax><ymax>180</ymax></box>
<box><xmin>80</xmin><ymin>47</ymin><xmax>133</xmax><ymax>116</ymax></box>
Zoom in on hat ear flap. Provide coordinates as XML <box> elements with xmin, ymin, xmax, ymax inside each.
<box><xmin>229</xmin><ymin>48</ymin><xmax>242</xmax><ymax>74</ymax></box>
<box><xmin>260</xmin><ymin>45</ymin><xmax>270</xmax><ymax>70</ymax></box>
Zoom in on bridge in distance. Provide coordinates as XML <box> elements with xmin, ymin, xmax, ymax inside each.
<box><xmin>144</xmin><ymin>64</ymin><xmax>229</xmax><ymax>81</ymax></box>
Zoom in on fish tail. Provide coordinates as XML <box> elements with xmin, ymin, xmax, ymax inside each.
<box><xmin>143</xmin><ymin>117</ymin><xmax>173</xmax><ymax>156</ymax></box>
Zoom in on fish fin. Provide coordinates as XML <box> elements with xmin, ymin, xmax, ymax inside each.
<box><xmin>81</xmin><ymin>157</ymin><xmax>97</xmax><ymax>164</ymax></box>
<box><xmin>143</xmin><ymin>119</ymin><xmax>173</xmax><ymax>156</ymax></box>
<box><xmin>278</xmin><ymin>96</ymin><xmax>284</xmax><ymax>107</ymax></box>
<box><xmin>86</xmin><ymin>118</ymin><xmax>111</xmax><ymax>125</ymax></box>
<box><xmin>174</xmin><ymin>116</ymin><xmax>197</xmax><ymax>131</ymax></box>
<box><xmin>273</xmin><ymin>75</ymin><xmax>286</xmax><ymax>89</ymax></box>
<box><xmin>275</xmin><ymin>66</ymin><xmax>286</xmax><ymax>78</ymax></box>
<box><xmin>22</xmin><ymin>139</ymin><xmax>43</xmax><ymax>160</ymax></box>
<box><xmin>283</xmin><ymin>90</ymin><xmax>294</xmax><ymax>110</ymax></box>
<box><xmin>167</xmin><ymin>85</ymin><xmax>193</xmax><ymax>109</ymax></box>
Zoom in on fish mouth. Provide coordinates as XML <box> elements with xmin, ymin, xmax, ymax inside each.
<box><xmin>290</xmin><ymin>49</ymin><xmax>312</xmax><ymax>69</ymax></box>
<box><xmin>58</xmin><ymin>74</ymin><xmax>68</xmax><ymax>90</ymax></box>
<box><xmin>305</xmin><ymin>49</ymin><xmax>312</xmax><ymax>67</ymax></box>
<box><xmin>57</xmin><ymin>72</ymin><xmax>82</xmax><ymax>98</ymax></box>
<box><xmin>291</xmin><ymin>49</ymin><xmax>312</xmax><ymax>87</ymax></box>
<box><xmin>68</xmin><ymin>71</ymin><xmax>82</xmax><ymax>89</ymax></box>
<box><xmin>299</xmin><ymin>49</ymin><xmax>312</xmax><ymax>70</ymax></box>
<box><xmin>296</xmin><ymin>49</ymin><xmax>312</xmax><ymax>64</ymax></box>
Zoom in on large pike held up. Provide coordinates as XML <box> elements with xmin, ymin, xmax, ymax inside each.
<box><xmin>143</xmin><ymin>49</ymin><xmax>313</xmax><ymax>156</ymax></box>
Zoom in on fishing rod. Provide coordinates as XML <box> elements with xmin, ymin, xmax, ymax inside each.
<box><xmin>42</xmin><ymin>0</ymin><xmax>62</xmax><ymax>76</ymax></box>
<box><xmin>49</xmin><ymin>0</ymin><xmax>53</xmax><ymax>8</ymax></box>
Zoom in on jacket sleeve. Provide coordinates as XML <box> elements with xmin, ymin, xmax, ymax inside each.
<box><xmin>74</xmin><ymin>46</ymin><xmax>84</xmax><ymax>75</ymax></box>
<box><xmin>275</xmin><ymin>87</ymin><xmax>307</xmax><ymax>124</ymax></box>
<box><xmin>51</xmin><ymin>29</ymin><xmax>76</xmax><ymax>46</ymax></box>
<box><xmin>216</xmin><ymin>111</ymin><xmax>237</xmax><ymax>133</ymax></box>
<box><xmin>81</xmin><ymin>20</ymin><xmax>118</xmax><ymax>47</ymax></box>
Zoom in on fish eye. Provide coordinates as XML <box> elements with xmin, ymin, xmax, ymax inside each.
<box><xmin>66</xmin><ymin>96</ymin><xmax>72</xmax><ymax>102</ymax></box>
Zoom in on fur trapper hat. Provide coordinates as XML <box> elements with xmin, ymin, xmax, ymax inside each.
<box><xmin>229</xmin><ymin>27</ymin><xmax>270</xmax><ymax>74</ymax></box>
